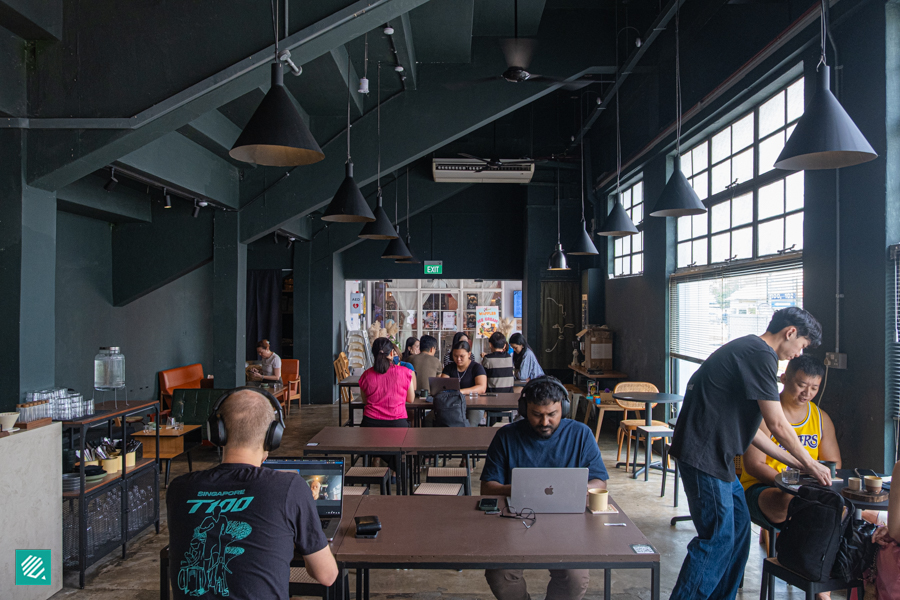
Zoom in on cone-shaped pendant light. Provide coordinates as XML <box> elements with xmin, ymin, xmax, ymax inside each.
<box><xmin>547</xmin><ymin>169</ymin><xmax>571</xmax><ymax>270</ymax></box>
<box><xmin>323</xmin><ymin>52</ymin><xmax>375</xmax><ymax>222</ymax></box>
<box><xmin>396</xmin><ymin>170</ymin><xmax>422</xmax><ymax>263</ymax></box>
<box><xmin>381</xmin><ymin>180</ymin><xmax>412</xmax><ymax>259</ymax></box>
<box><xmin>598</xmin><ymin>89</ymin><xmax>637</xmax><ymax>237</ymax></box>
<box><xmin>651</xmin><ymin>5</ymin><xmax>707</xmax><ymax>218</ymax></box>
<box><xmin>569</xmin><ymin>139</ymin><xmax>599</xmax><ymax>255</ymax></box>
<box><xmin>359</xmin><ymin>64</ymin><xmax>398</xmax><ymax>240</ymax></box>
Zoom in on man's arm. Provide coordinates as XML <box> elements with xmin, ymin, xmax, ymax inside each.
<box><xmin>817</xmin><ymin>409</ymin><xmax>841</xmax><ymax>468</ymax></box>
<box><xmin>757</xmin><ymin>400</ymin><xmax>831</xmax><ymax>485</ymax></box>
<box><xmin>480</xmin><ymin>480</ymin><xmax>511</xmax><ymax>496</ymax></box>
<box><xmin>587</xmin><ymin>478</ymin><xmax>607</xmax><ymax>490</ymax></box>
<box><xmin>743</xmin><ymin>422</ymin><xmax>781</xmax><ymax>486</ymax></box>
<box><xmin>303</xmin><ymin>546</ymin><xmax>338</xmax><ymax>586</ymax></box>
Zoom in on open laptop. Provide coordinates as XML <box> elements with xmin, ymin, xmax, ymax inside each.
<box><xmin>429</xmin><ymin>376</ymin><xmax>460</xmax><ymax>397</ymax></box>
<box><xmin>263</xmin><ymin>457</ymin><xmax>344</xmax><ymax>540</ymax></box>
<box><xmin>509</xmin><ymin>468</ymin><xmax>589</xmax><ymax>514</ymax></box>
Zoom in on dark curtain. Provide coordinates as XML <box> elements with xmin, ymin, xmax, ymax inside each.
<box><xmin>247</xmin><ymin>270</ymin><xmax>283</xmax><ymax>360</ymax></box>
<box><xmin>540</xmin><ymin>281</ymin><xmax>580</xmax><ymax>370</ymax></box>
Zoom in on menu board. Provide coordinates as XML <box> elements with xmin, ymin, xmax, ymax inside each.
<box><xmin>475</xmin><ymin>306</ymin><xmax>500</xmax><ymax>339</ymax></box>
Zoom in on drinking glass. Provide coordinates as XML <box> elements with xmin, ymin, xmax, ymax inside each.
<box><xmin>782</xmin><ymin>467</ymin><xmax>800</xmax><ymax>484</ymax></box>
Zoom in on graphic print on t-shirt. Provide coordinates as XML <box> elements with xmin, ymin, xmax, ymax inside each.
<box><xmin>178</xmin><ymin>491</ymin><xmax>254</xmax><ymax>597</ymax></box>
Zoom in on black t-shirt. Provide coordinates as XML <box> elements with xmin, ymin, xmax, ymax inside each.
<box><xmin>166</xmin><ymin>463</ymin><xmax>328</xmax><ymax>600</ymax></box>
<box><xmin>669</xmin><ymin>335</ymin><xmax>780</xmax><ymax>482</ymax></box>
<box><xmin>442</xmin><ymin>361</ymin><xmax>487</xmax><ymax>390</ymax></box>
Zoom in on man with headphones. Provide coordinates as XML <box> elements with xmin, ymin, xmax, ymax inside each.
<box><xmin>166</xmin><ymin>387</ymin><xmax>338</xmax><ymax>599</ymax></box>
<box><xmin>480</xmin><ymin>376</ymin><xmax>608</xmax><ymax>600</ymax></box>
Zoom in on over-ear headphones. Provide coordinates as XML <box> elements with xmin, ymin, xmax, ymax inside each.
<box><xmin>207</xmin><ymin>386</ymin><xmax>285</xmax><ymax>451</ymax></box>
<box><xmin>518</xmin><ymin>376</ymin><xmax>571</xmax><ymax>419</ymax></box>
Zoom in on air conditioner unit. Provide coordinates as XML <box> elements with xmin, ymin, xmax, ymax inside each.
<box><xmin>432</xmin><ymin>158</ymin><xmax>535</xmax><ymax>183</ymax></box>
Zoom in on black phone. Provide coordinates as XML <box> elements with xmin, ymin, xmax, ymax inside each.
<box><xmin>477</xmin><ymin>498</ymin><xmax>499</xmax><ymax>511</ymax></box>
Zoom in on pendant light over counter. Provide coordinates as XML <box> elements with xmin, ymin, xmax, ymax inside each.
<box><xmin>359</xmin><ymin>63</ymin><xmax>399</xmax><ymax>241</ymax></box>
<box><xmin>650</xmin><ymin>1</ymin><xmax>706</xmax><ymax>218</ymax></box>
<box><xmin>774</xmin><ymin>0</ymin><xmax>876</xmax><ymax>171</ymax></box>
<box><xmin>381</xmin><ymin>178</ymin><xmax>412</xmax><ymax>259</ymax></box>
<box><xmin>548</xmin><ymin>169</ymin><xmax>571</xmax><ymax>271</ymax></box>
<box><xmin>229</xmin><ymin>3</ymin><xmax>324</xmax><ymax>167</ymax></box>
<box><xmin>396</xmin><ymin>169</ymin><xmax>422</xmax><ymax>264</ymax></box>
<box><xmin>322</xmin><ymin>51</ymin><xmax>374</xmax><ymax>222</ymax></box>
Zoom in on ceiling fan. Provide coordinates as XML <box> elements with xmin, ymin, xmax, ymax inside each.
<box><xmin>457</xmin><ymin>122</ymin><xmax>534</xmax><ymax>172</ymax></box>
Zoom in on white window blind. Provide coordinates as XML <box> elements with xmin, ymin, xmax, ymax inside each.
<box><xmin>669</xmin><ymin>258</ymin><xmax>803</xmax><ymax>363</ymax></box>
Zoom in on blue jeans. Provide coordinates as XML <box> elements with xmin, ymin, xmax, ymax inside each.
<box><xmin>670</xmin><ymin>461</ymin><xmax>751</xmax><ymax>600</ymax></box>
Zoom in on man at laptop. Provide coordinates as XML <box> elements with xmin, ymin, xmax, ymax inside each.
<box><xmin>409</xmin><ymin>334</ymin><xmax>443</xmax><ymax>393</ymax></box>
<box><xmin>480</xmin><ymin>377</ymin><xmax>608</xmax><ymax>600</ymax></box>
<box><xmin>167</xmin><ymin>389</ymin><xmax>338</xmax><ymax>599</ymax></box>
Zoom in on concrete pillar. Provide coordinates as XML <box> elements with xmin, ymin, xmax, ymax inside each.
<box><xmin>211</xmin><ymin>211</ymin><xmax>246</xmax><ymax>388</ymax></box>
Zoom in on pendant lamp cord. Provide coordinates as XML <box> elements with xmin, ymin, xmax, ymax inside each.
<box><xmin>614</xmin><ymin>0</ymin><xmax>621</xmax><ymax>197</ymax></box>
<box><xmin>406</xmin><ymin>167</ymin><xmax>410</xmax><ymax>235</ymax></box>
<box><xmin>675</xmin><ymin>0</ymin><xmax>682</xmax><ymax>155</ymax></box>
<box><xmin>580</xmin><ymin>113</ymin><xmax>586</xmax><ymax>224</ymax></box>
<box><xmin>346</xmin><ymin>52</ymin><xmax>352</xmax><ymax>162</ymax></box>
<box><xmin>394</xmin><ymin>174</ymin><xmax>399</xmax><ymax>225</ymax></box>
<box><xmin>817</xmin><ymin>0</ymin><xmax>827</xmax><ymax>70</ymax></box>
<box><xmin>376</xmin><ymin>62</ymin><xmax>381</xmax><ymax>196</ymax></box>
<box><xmin>557</xmin><ymin>168</ymin><xmax>562</xmax><ymax>244</ymax></box>
<box><xmin>271</xmin><ymin>0</ymin><xmax>279</xmax><ymax>54</ymax></box>
<box><xmin>364</xmin><ymin>34</ymin><xmax>369</xmax><ymax>79</ymax></box>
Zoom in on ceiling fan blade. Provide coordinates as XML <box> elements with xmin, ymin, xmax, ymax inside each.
<box><xmin>500</xmin><ymin>38</ymin><xmax>536</xmax><ymax>69</ymax></box>
<box><xmin>458</xmin><ymin>153</ymin><xmax>490</xmax><ymax>163</ymax></box>
<box><xmin>500</xmin><ymin>160</ymin><xmax>535</xmax><ymax>165</ymax></box>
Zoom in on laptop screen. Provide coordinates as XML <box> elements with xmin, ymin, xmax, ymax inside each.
<box><xmin>263</xmin><ymin>457</ymin><xmax>343</xmax><ymax>518</ymax></box>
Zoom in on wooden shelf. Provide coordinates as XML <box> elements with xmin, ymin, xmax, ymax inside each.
<box><xmin>63</xmin><ymin>458</ymin><xmax>156</xmax><ymax>498</ymax></box>
<box><xmin>60</xmin><ymin>399</ymin><xmax>159</xmax><ymax>426</ymax></box>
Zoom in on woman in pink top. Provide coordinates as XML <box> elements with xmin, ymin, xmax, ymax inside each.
<box><xmin>358</xmin><ymin>337</ymin><xmax>415</xmax><ymax>427</ymax></box>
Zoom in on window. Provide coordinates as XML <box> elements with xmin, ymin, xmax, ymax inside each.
<box><xmin>611</xmin><ymin>180</ymin><xmax>644</xmax><ymax>277</ymax></box>
<box><xmin>677</xmin><ymin>79</ymin><xmax>805</xmax><ymax>269</ymax></box>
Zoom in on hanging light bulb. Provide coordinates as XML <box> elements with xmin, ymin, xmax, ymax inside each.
<box><xmin>396</xmin><ymin>169</ymin><xmax>422</xmax><ymax>264</ymax></box>
<box><xmin>569</xmin><ymin>134</ymin><xmax>599</xmax><ymax>255</ymax></box>
<box><xmin>650</xmin><ymin>3</ymin><xmax>706</xmax><ymax>218</ymax></box>
<box><xmin>548</xmin><ymin>169</ymin><xmax>571</xmax><ymax>270</ymax></box>
<box><xmin>381</xmin><ymin>179</ymin><xmax>412</xmax><ymax>259</ymax></box>
<box><xmin>359</xmin><ymin>63</ymin><xmax>399</xmax><ymax>240</ymax></box>
<box><xmin>774</xmin><ymin>1</ymin><xmax>876</xmax><ymax>170</ymax></box>
<box><xmin>358</xmin><ymin>34</ymin><xmax>370</xmax><ymax>94</ymax></box>
<box><xmin>598</xmin><ymin>92</ymin><xmax>638</xmax><ymax>237</ymax></box>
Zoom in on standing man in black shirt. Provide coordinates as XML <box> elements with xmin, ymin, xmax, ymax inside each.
<box><xmin>669</xmin><ymin>307</ymin><xmax>831</xmax><ymax>600</ymax></box>
<box><xmin>167</xmin><ymin>388</ymin><xmax>338</xmax><ymax>599</ymax></box>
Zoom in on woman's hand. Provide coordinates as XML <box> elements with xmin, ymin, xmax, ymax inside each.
<box><xmin>873</xmin><ymin>526</ymin><xmax>894</xmax><ymax>547</ymax></box>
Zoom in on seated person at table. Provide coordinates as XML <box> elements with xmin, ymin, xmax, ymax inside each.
<box><xmin>481</xmin><ymin>377</ymin><xmax>608</xmax><ymax>600</ymax></box>
<box><xmin>358</xmin><ymin>337</ymin><xmax>415</xmax><ymax>428</ymax></box>
<box><xmin>443</xmin><ymin>331</ymin><xmax>476</xmax><ymax>366</ymax></box>
<box><xmin>247</xmin><ymin>339</ymin><xmax>282</xmax><ymax>382</ymax></box>
<box><xmin>409</xmin><ymin>335</ymin><xmax>443</xmax><ymax>393</ymax></box>
<box><xmin>441</xmin><ymin>340</ymin><xmax>487</xmax><ymax>426</ymax></box>
<box><xmin>483</xmin><ymin>332</ymin><xmax>515</xmax><ymax>393</ymax></box>
<box><xmin>401</xmin><ymin>336</ymin><xmax>419</xmax><ymax>363</ymax></box>
<box><xmin>167</xmin><ymin>388</ymin><xmax>338</xmax><ymax>599</ymax></box>
<box><xmin>509</xmin><ymin>333</ymin><xmax>544</xmax><ymax>383</ymax></box>
<box><xmin>741</xmin><ymin>355</ymin><xmax>839</xmax><ymax>530</ymax></box>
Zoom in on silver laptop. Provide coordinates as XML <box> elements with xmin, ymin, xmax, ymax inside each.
<box><xmin>508</xmin><ymin>468</ymin><xmax>589</xmax><ymax>514</ymax></box>
<box><xmin>429</xmin><ymin>376</ymin><xmax>460</xmax><ymax>396</ymax></box>
<box><xmin>263</xmin><ymin>457</ymin><xmax>344</xmax><ymax>540</ymax></box>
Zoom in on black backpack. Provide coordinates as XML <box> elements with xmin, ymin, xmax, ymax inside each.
<box><xmin>432</xmin><ymin>390</ymin><xmax>467</xmax><ymax>427</ymax></box>
<box><xmin>832</xmin><ymin>502</ymin><xmax>878</xmax><ymax>581</ymax></box>
<box><xmin>776</xmin><ymin>485</ymin><xmax>845</xmax><ymax>581</ymax></box>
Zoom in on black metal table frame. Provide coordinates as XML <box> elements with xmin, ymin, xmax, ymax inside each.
<box><xmin>612</xmin><ymin>393</ymin><xmax>682</xmax><ymax>481</ymax></box>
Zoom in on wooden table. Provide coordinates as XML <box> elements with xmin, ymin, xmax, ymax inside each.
<box><xmin>332</xmin><ymin>495</ymin><xmax>660</xmax><ymax>600</ymax></box>
<box><xmin>774</xmin><ymin>469</ymin><xmax>890</xmax><ymax>510</ymax></box>
<box><xmin>612</xmin><ymin>392</ymin><xmax>682</xmax><ymax>480</ymax></box>
<box><xmin>569</xmin><ymin>364</ymin><xmax>629</xmax><ymax>384</ymax></box>
<box><xmin>304</xmin><ymin>427</ymin><xmax>410</xmax><ymax>494</ymax></box>
<box><xmin>402</xmin><ymin>427</ymin><xmax>498</xmax><ymax>493</ymax></box>
<box><xmin>132</xmin><ymin>424</ymin><xmax>202</xmax><ymax>486</ymax></box>
<box><xmin>339</xmin><ymin>376</ymin><xmax>360</xmax><ymax>388</ymax></box>
<box><xmin>347</xmin><ymin>394</ymin><xmax>520</xmax><ymax>427</ymax></box>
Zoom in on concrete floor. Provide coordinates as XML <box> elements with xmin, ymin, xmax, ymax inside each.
<box><xmin>52</xmin><ymin>404</ymin><xmax>841</xmax><ymax>599</ymax></box>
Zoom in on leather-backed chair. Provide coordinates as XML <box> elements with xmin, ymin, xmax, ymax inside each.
<box><xmin>158</xmin><ymin>363</ymin><xmax>205</xmax><ymax>410</ymax></box>
<box><xmin>281</xmin><ymin>359</ymin><xmax>301</xmax><ymax>416</ymax></box>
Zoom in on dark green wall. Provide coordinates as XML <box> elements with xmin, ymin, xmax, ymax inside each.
<box><xmin>56</xmin><ymin>211</ymin><xmax>214</xmax><ymax>400</ymax></box>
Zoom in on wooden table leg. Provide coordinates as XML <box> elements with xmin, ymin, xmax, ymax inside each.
<box><xmin>594</xmin><ymin>408</ymin><xmax>607</xmax><ymax>442</ymax></box>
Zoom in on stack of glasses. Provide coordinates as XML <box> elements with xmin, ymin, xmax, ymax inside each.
<box><xmin>26</xmin><ymin>388</ymin><xmax>95</xmax><ymax>420</ymax></box>
<box><xmin>16</xmin><ymin>399</ymin><xmax>50</xmax><ymax>423</ymax></box>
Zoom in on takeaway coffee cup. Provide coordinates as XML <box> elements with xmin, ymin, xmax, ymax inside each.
<box><xmin>848</xmin><ymin>477</ymin><xmax>863</xmax><ymax>491</ymax></box>
<box><xmin>865</xmin><ymin>476</ymin><xmax>883</xmax><ymax>494</ymax></box>
<box><xmin>588</xmin><ymin>488</ymin><xmax>609</xmax><ymax>512</ymax></box>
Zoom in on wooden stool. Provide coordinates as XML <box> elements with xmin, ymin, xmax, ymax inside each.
<box><xmin>633</xmin><ymin>424</ymin><xmax>673</xmax><ymax>481</ymax></box>
<box><xmin>343</xmin><ymin>486</ymin><xmax>369</xmax><ymax>496</ymax></box>
<box><xmin>426</xmin><ymin>466</ymin><xmax>471</xmax><ymax>495</ymax></box>
<box><xmin>413</xmin><ymin>482</ymin><xmax>463</xmax><ymax>496</ymax></box>
<box><xmin>345</xmin><ymin>466</ymin><xmax>391</xmax><ymax>495</ymax></box>
<box><xmin>759</xmin><ymin>558</ymin><xmax>863</xmax><ymax>600</ymax></box>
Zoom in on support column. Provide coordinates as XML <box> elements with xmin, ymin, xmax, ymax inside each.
<box><xmin>293</xmin><ymin>241</ymin><xmax>311</xmax><ymax>404</ymax></box>
<box><xmin>0</xmin><ymin>130</ymin><xmax>56</xmax><ymax>411</ymax></box>
<box><xmin>212</xmin><ymin>211</ymin><xmax>247</xmax><ymax>388</ymax></box>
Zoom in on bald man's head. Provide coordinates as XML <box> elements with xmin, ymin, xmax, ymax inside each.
<box><xmin>219</xmin><ymin>389</ymin><xmax>277</xmax><ymax>450</ymax></box>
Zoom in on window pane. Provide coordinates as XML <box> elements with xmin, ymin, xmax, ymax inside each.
<box><xmin>711</xmin><ymin>200</ymin><xmax>731</xmax><ymax>233</ymax></box>
<box><xmin>785</xmin><ymin>212</ymin><xmax>804</xmax><ymax>251</ymax></box>
<box><xmin>681</xmin><ymin>152</ymin><xmax>693</xmax><ymax>177</ymax></box>
<box><xmin>615</xmin><ymin>257</ymin><xmax>624</xmax><ymax>276</ymax></box>
<box><xmin>622</xmin><ymin>189</ymin><xmax>632</xmax><ymax>209</ymax></box>
<box><xmin>712</xmin><ymin>161</ymin><xmax>732</xmax><ymax>195</ymax></box>
<box><xmin>624</xmin><ymin>256</ymin><xmax>632</xmax><ymax>276</ymax></box>
<box><xmin>785</xmin><ymin>172</ymin><xmax>804</xmax><ymax>212</ymax></box>
<box><xmin>632</xmin><ymin>202</ymin><xmax>643</xmax><ymax>224</ymax></box>
<box><xmin>759</xmin><ymin>179</ymin><xmax>785</xmax><ymax>220</ymax></box>
<box><xmin>677</xmin><ymin>242</ymin><xmax>691</xmax><ymax>268</ymax></box>
<box><xmin>692</xmin><ymin>213</ymin><xmax>708</xmax><ymax>237</ymax></box>
<box><xmin>677</xmin><ymin>216</ymin><xmax>692</xmax><ymax>242</ymax></box>
<box><xmin>712</xmin><ymin>129</ymin><xmax>731</xmax><ymax>164</ymax></box>
<box><xmin>758</xmin><ymin>131</ymin><xmax>785</xmax><ymax>175</ymax></box>
<box><xmin>732</xmin><ymin>114</ymin><xmax>754</xmax><ymax>152</ymax></box>
<box><xmin>693</xmin><ymin>239</ymin><xmax>708</xmax><ymax>266</ymax></box>
<box><xmin>759</xmin><ymin>92</ymin><xmax>786</xmax><ymax>137</ymax></box>
<box><xmin>693</xmin><ymin>142</ymin><xmax>709</xmax><ymax>172</ymax></box>
<box><xmin>787</xmin><ymin>79</ymin><xmax>804</xmax><ymax>122</ymax></box>
<box><xmin>691</xmin><ymin>174</ymin><xmax>708</xmax><ymax>199</ymax></box>
<box><xmin>622</xmin><ymin>235</ymin><xmax>631</xmax><ymax>255</ymax></box>
<box><xmin>632</xmin><ymin>231</ymin><xmax>643</xmax><ymax>253</ymax></box>
<box><xmin>632</xmin><ymin>252</ymin><xmax>643</xmax><ymax>274</ymax></box>
<box><xmin>732</xmin><ymin>149</ymin><xmax>754</xmax><ymax>184</ymax></box>
<box><xmin>633</xmin><ymin>181</ymin><xmax>643</xmax><ymax>204</ymax></box>
<box><xmin>732</xmin><ymin>192</ymin><xmax>753</xmax><ymax>227</ymax></box>
<box><xmin>711</xmin><ymin>232</ymin><xmax>731</xmax><ymax>262</ymax></box>
<box><xmin>732</xmin><ymin>226</ymin><xmax>753</xmax><ymax>260</ymax></box>
<box><xmin>614</xmin><ymin>237</ymin><xmax>623</xmax><ymax>256</ymax></box>
<box><xmin>759</xmin><ymin>218</ymin><xmax>785</xmax><ymax>256</ymax></box>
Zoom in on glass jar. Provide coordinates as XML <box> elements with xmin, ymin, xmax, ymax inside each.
<box><xmin>94</xmin><ymin>347</ymin><xmax>125</xmax><ymax>390</ymax></box>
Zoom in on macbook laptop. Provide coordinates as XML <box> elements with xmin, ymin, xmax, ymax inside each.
<box><xmin>508</xmin><ymin>468</ymin><xmax>589</xmax><ymax>514</ymax></box>
<box><xmin>429</xmin><ymin>376</ymin><xmax>460</xmax><ymax>397</ymax></box>
<box><xmin>263</xmin><ymin>457</ymin><xmax>344</xmax><ymax>540</ymax></box>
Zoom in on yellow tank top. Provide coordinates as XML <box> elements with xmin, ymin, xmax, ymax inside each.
<box><xmin>740</xmin><ymin>402</ymin><xmax>822</xmax><ymax>491</ymax></box>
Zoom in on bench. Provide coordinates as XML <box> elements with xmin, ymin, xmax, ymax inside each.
<box><xmin>159</xmin><ymin>363</ymin><xmax>205</xmax><ymax>410</ymax></box>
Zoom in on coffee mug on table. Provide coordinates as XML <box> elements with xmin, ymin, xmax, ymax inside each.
<box><xmin>817</xmin><ymin>460</ymin><xmax>837</xmax><ymax>478</ymax></box>
<box><xmin>588</xmin><ymin>488</ymin><xmax>609</xmax><ymax>512</ymax></box>
<box><xmin>848</xmin><ymin>477</ymin><xmax>863</xmax><ymax>491</ymax></box>
<box><xmin>865</xmin><ymin>476</ymin><xmax>883</xmax><ymax>494</ymax></box>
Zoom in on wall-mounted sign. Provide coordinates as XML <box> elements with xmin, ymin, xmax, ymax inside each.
<box><xmin>425</xmin><ymin>261</ymin><xmax>443</xmax><ymax>275</ymax></box>
<box><xmin>513</xmin><ymin>290</ymin><xmax>523</xmax><ymax>319</ymax></box>
<box><xmin>475</xmin><ymin>306</ymin><xmax>500</xmax><ymax>339</ymax></box>
<box><xmin>350</xmin><ymin>292</ymin><xmax>364</xmax><ymax>314</ymax></box>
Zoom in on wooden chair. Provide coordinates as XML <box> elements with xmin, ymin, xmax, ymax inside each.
<box><xmin>281</xmin><ymin>358</ymin><xmax>301</xmax><ymax>417</ymax></box>
<box><xmin>614</xmin><ymin>382</ymin><xmax>669</xmax><ymax>470</ymax></box>
<box><xmin>334</xmin><ymin>352</ymin><xmax>353</xmax><ymax>404</ymax></box>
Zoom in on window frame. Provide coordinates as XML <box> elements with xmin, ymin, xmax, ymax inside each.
<box><xmin>610</xmin><ymin>178</ymin><xmax>645</xmax><ymax>279</ymax></box>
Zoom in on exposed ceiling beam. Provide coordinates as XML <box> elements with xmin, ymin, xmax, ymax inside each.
<box><xmin>177</xmin><ymin>110</ymin><xmax>246</xmax><ymax>167</ymax></box>
<box><xmin>331</xmin><ymin>45</ymin><xmax>365</xmax><ymax>116</ymax></box>
<box><xmin>13</xmin><ymin>0</ymin><xmax>436</xmax><ymax>192</ymax></box>
<box><xmin>409</xmin><ymin>0</ymin><xmax>474</xmax><ymax>63</ymax></box>
<box><xmin>56</xmin><ymin>174</ymin><xmax>152</xmax><ymax>223</ymax></box>
<box><xmin>392</xmin><ymin>13</ymin><xmax>418</xmax><ymax>89</ymax></box>
<box><xmin>0</xmin><ymin>0</ymin><xmax>62</xmax><ymax>40</ymax></box>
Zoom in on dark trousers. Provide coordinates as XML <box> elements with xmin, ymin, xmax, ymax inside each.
<box><xmin>360</xmin><ymin>416</ymin><xmax>408</xmax><ymax>471</ymax></box>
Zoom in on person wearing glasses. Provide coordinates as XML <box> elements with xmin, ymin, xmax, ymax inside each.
<box><xmin>480</xmin><ymin>377</ymin><xmax>608</xmax><ymax>600</ymax></box>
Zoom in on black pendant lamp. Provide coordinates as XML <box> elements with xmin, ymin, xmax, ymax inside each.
<box><xmin>547</xmin><ymin>169</ymin><xmax>571</xmax><ymax>270</ymax></box>
<box><xmin>598</xmin><ymin>94</ymin><xmax>638</xmax><ymax>237</ymax></box>
<box><xmin>396</xmin><ymin>170</ymin><xmax>422</xmax><ymax>264</ymax></box>
<box><xmin>229</xmin><ymin>4</ymin><xmax>324</xmax><ymax>167</ymax></box>
<box><xmin>569</xmin><ymin>139</ymin><xmax>599</xmax><ymax>255</ymax></box>
<box><xmin>359</xmin><ymin>64</ymin><xmax>399</xmax><ymax>240</ymax></box>
<box><xmin>650</xmin><ymin>4</ymin><xmax>707</xmax><ymax>218</ymax></box>
<box><xmin>774</xmin><ymin>1</ymin><xmax>876</xmax><ymax>171</ymax></box>
<box><xmin>322</xmin><ymin>52</ymin><xmax>375</xmax><ymax>222</ymax></box>
<box><xmin>381</xmin><ymin>179</ymin><xmax>412</xmax><ymax>259</ymax></box>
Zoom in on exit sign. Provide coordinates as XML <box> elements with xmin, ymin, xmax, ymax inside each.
<box><xmin>425</xmin><ymin>261</ymin><xmax>443</xmax><ymax>275</ymax></box>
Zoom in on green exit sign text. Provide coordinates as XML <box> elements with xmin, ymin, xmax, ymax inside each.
<box><xmin>425</xmin><ymin>261</ymin><xmax>442</xmax><ymax>275</ymax></box>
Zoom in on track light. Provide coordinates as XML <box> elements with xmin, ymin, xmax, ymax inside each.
<box><xmin>192</xmin><ymin>200</ymin><xmax>201</xmax><ymax>218</ymax></box>
<box><xmin>383</xmin><ymin>24</ymin><xmax>394</xmax><ymax>35</ymax></box>
<box><xmin>394</xmin><ymin>65</ymin><xmax>404</xmax><ymax>72</ymax></box>
<box><xmin>163</xmin><ymin>188</ymin><xmax>172</xmax><ymax>209</ymax></box>
<box><xmin>104</xmin><ymin>168</ymin><xmax>118</xmax><ymax>192</ymax></box>
<box><xmin>286</xmin><ymin>236</ymin><xmax>295</xmax><ymax>248</ymax></box>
